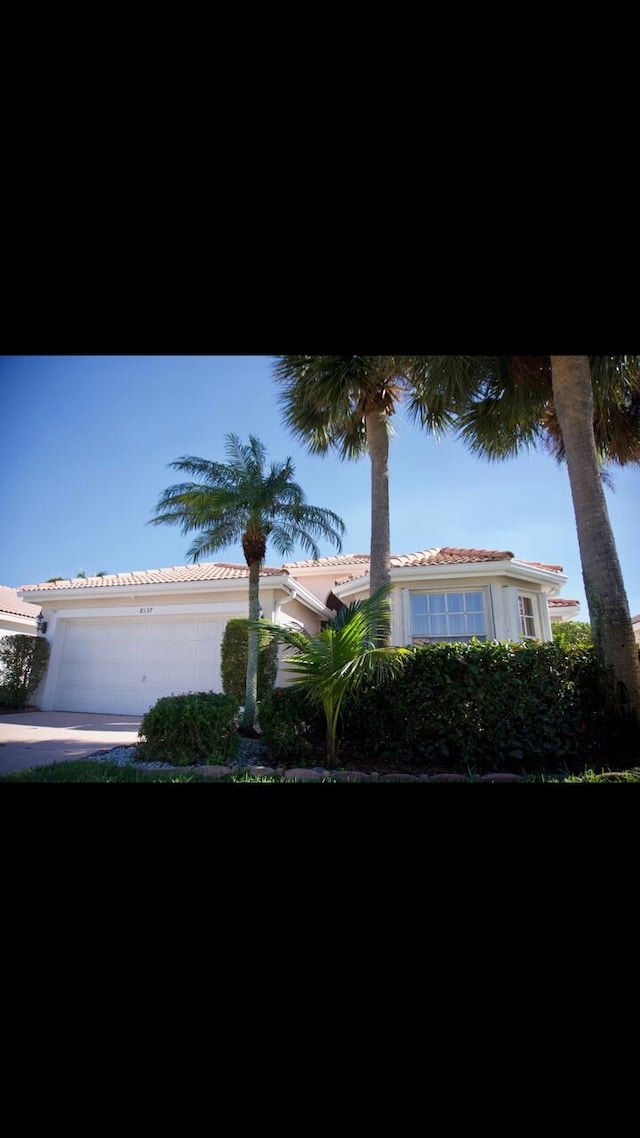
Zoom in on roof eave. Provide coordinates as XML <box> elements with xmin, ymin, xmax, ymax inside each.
<box><xmin>19</xmin><ymin>573</ymin><xmax>295</xmax><ymax>604</ymax></box>
<box><xmin>332</xmin><ymin>559</ymin><xmax>568</xmax><ymax>599</ymax></box>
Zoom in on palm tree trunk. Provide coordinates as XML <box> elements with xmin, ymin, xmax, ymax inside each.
<box><xmin>243</xmin><ymin>561</ymin><xmax>261</xmax><ymax>729</ymax></box>
<box><xmin>550</xmin><ymin>355</ymin><xmax>640</xmax><ymax>725</ymax></box>
<box><xmin>366</xmin><ymin>407</ymin><xmax>391</xmax><ymax>645</ymax></box>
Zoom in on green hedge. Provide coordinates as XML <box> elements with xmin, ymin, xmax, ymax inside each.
<box><xmin>257</xmin><ymin>685</ymin><xmax>323</xmax><ymax>763</ymax></box>
<box><xmin>0</xmin><ymin>635</ymin><xmax>50</xmax><ymax>711</ymax></box>
<box><xmin>338</xmin><ymin>641</ymin><xmax>604</xmax><ymax>772</ymax></box>
<box><xmin>137</xmin><ymin>691</ymin><xmax>240</xmax><ymax>766</ymax></box>
<box><xmin>253</xmin><ymin>641</ymin><xmax>639</xmax><ymax>772</ymax></box>
<box><xmin>220</xmin><ymin>619</ymin><xmax>279</xmax><ymax>704</ymax></box>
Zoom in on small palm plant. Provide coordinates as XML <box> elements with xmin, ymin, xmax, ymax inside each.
<box><xmin>251</xmin><ymin>586</ymin><xmax>411</xmax><ymax>766</ymax></box>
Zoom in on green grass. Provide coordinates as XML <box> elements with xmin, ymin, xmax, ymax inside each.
<box><xmin>0</xmin><ymin>760</ymin><xmax>213</xmax><ymax>783</ymax></box>
<box><xmin>1</xmin><ymin>759</ymin><xmax>639</xmax><ymax>783</ymax></box>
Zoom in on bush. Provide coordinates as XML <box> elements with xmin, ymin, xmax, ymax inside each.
<box><xmin>137</xmin><ymin>691</ymin><xmax>240</xmax><ymax>766</ymax></box>
<box><xmin>552</xmin><ymin>620</ymin><xmax>593</xmax><ymax>648</ymax></box>
<box><xmin>339</xmin><ymin>640</ymin><xmax>605</xmax><ymax>773</ymax></box>
<box><xmin>0</xmin><ymin>635</ymin><xmax>50</xmax><ymax>711</ymax></box>
<box><xmin>220</xmin><ymin>619</ymin><xmax>279</xmax><ymax>703</ymax></box>
<box><xmin>257</xmin><ymin>686</ymin><xmax>323</xmax><ymax>763</ymax></box>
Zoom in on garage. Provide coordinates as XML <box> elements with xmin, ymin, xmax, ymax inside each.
<box><xmin>52</xmin><ymin>615</ymin><xmax>225</xmax><ymax>715</ymax></box>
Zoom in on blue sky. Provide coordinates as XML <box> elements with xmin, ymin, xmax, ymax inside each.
<box><xmin>1</xmin><ymin>354</ymin><xmax>638</xmax><ymax>621</ymax></box>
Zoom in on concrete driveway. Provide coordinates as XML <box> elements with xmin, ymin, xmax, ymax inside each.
<box><xmin>0</xmin><ymin>710</ymin><xmax>143</xmax><ymax>775</ymax></box>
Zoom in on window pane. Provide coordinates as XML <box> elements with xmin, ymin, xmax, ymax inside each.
<box><xmin>413</xmin><ymin>614</ymin><xmax>429</xmax><ymax>635</ymax></box>
<box><xmin>449</xmin><ymin>612</ymin><xmax>467</xmax><ymax>635</ymax></box>
<box><xmin>429</xmin><ymin>615</ymin><xmax>448</xmax><ymax>636</ymax></box>
<box><xmin>428</xmin><ymin>594</ymin><xmax>446</xmax><ymax>614</ymax></box>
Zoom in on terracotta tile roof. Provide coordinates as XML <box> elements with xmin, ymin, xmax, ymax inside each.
<box><xmin>329</xmin><ymin>548</ymin><xmax>519</xmax><ymax>586</ymax></box>
<box><xmin>516</xmin><ymin>559</ymin><xmax>564</xmax><ymax>573</ymax></box>
<box><xmin>548</xmin><ymin>598</ymin><xmax>580</xmax><ymax>608</ymax></box>
<box><xmin>20</xmin><ymin>563</ymin><xmax>288</xmax><ymax>592</ymax></box>
<box><xmin>0</xmin><ymin>585</ymin><xmax>41</xmax><ymax>618</ymax></box>
<box><xmin>18</xmin><ymin>548</ymin><xmax>567</xmax><ymax>595</ymax></box>
<box><xmin>283</xmin><ymin>554</ymin><xmax>371</xmax><ymax>569</ymax></box>
<box><xmin>285</xmin><ymin>548</ymin><xmax>514</xmax><ymax>572</ymax></box>
<box><xmin>391</xmin><ymin>547</ymin><xmax>514</xmax><ymax>567</ymax></box>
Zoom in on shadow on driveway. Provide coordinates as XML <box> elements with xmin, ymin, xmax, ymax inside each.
<box><xmin>0</xmin><ymin>710</ymin><xmax>143</xmax><ymax>775</ymax></box>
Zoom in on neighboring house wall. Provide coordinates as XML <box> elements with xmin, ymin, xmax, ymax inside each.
<box><xmin>548</xmin><ymin>598</ymin><xmax>581</xmax><ymax>624</ymax></box>
<box><xmin>632</xmin><ymin>615</ymin><xmax>640</xmax><ymax>645</ymax></box>
<box><xmin>0</xmin><ymin>585</ymin><xmax>40</xmax><ymax>641</ymax></box>
<box><xmin>0</xmin><ymin>615</ymin><xmax>38</xmax><ymax>640</ymax></box>
<box><xmin>0</xmin><ymin>586</ymin><xmax>41</xmax><ymax>694</ymax></box>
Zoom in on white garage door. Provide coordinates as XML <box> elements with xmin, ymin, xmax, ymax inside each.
<box><xmin>53</xmin><ymin>616</ymin><xmax>225</xmax><ymax>714</ymax></box>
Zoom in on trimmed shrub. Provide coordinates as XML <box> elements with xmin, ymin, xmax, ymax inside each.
<box><xmin>220</xmin><ymin>619</ymin><xmax>279</xmax><ymax>703</ymax></box>
<box><xmin>257</xmin><ymin>685</ymin><xmax>323</xmax><ymax>763</ymax></box>
<box><xmin>137</xmin><ymin>691</ymin><xmax>240</xmax><ymax>766</ymax></box>
<box><xmin>339</xmin><ymin>641</ymin><xmax>607</xmax><ymax>773</ymax></box>
<box><xmin>0</xmin><ymin>635</ymin><xmax>50</xmax><ymax>711</ymax></box>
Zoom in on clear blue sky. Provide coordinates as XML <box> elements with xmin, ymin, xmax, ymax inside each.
<box><xmin>1</xmin><ymin>355</ymin><xmax>638</xmax><ymax>622</ymax></box>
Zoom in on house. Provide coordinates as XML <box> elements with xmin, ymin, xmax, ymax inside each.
<box><xmin>547</xmin><ymin>597</ymin><xmax>581</xmax><ymax>624</ymax></box>
<box><xmin>0</xmin><ymin>585</ymin><xmax>41</xmax><ymax>641</ymax></box>
<box><xmin>17</xmin><ymin>546</ymin><xmax>571</xmax><ymax>715</ymax></box>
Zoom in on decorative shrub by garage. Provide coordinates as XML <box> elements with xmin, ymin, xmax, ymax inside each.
<box><xmin>220</xmin><ymin>619</ymin><xmax>279</xmax><ymax>704</ymax></box>
<box><xmin>137</xmin><ymin>691</ymin><xmax>240</xmax><ymax>766</ymax></box>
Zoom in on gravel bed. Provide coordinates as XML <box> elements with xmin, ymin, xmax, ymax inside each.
<box><xmin>86</xmin><ymin>734</ymin><xmax>273</xmax><ymax>771</ymax></box>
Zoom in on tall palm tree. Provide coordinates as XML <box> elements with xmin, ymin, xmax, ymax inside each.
<box><xmin>149</xmin><ymin>433</ymin><xmax>345</xmax><ymax>730</ymax></box>
<box><xmin>273</xmin><ymin>355</ymin><xmax>453</xmax><ymax>643</ymax></box>
<box><xmin>411</xmin><ymin>354</ymin><xmax>640</xmax><ymax>728</ymax></box>
<box><xmin>249</xmin><ymin>585</ymin><xmax>411</xmax><ymax>766</ymax></box>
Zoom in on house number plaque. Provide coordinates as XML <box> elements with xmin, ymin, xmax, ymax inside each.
<box><xmin>139</xmin><ymin>607</ymin><xmax>153</xmax><ymax>614</ymax></box>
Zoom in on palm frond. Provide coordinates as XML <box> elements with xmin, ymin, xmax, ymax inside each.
<box><xmin>273</xmin><ymin>355</ymin><xmax>413</xmax><ymax>460</ymax></box>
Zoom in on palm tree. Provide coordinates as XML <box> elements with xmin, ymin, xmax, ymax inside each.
<box><xmin>249</xmin><ymin>585</ymin><xmax>411</xmax><ymax>766</ymax></box>
<box><xmin>273</xmin><ymin>355</ymin><xmax>453</xmax><ymax>644</ymax></box>
<box><xmin>149</xmin><ymin>433</ymin><xmax>345</xmax><ymax>731</ymax></box>
<box><xmin>410</xmin><ymin>355</ymin><xmax>640</xmax><ymax>729</ymax></box>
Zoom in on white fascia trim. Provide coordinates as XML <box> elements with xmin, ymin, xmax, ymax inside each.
<box><xmin>0</xmin><ymin>613</ymin><xmax>39</xmax><ymax>630</ymax></box>
<box><xmin>508</xmin><ymin>561</ymin><xmax>568</xmax><ymax>591</ymax></box>
<box><xmin>281</xmin><ymin>576</ymin><xmax>333</xmax><ymax>618</ymax></box>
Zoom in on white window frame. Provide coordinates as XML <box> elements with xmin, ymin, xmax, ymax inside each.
<box><xmin>518</xmin><ymin>593</ymin><xmax>537</xmax><ymax>639</ymax></box>
<box><xmin>409</xmin><ymin>588</ymin><xmax>489</xmax><ymax>645</ymax></box>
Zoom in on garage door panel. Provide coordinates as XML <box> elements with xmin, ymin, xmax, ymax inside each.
<box><xmin>196</xmin><ymin>641</ymin><xmax>218</xmax><ymax>662</ymax></box>
<box><xmin>145</xmin><ymin>622</ymin><xmax>175</xmax><ymax>639</ymax></box>
<box><xmin>193</xmin><ymin>667</ymin><xmax>218</xmax><ymax>690</ymax></box>
<box><xmin>53</xmin><ymin>616</ymin><xmax>225</xmax><ymax>714</ymax></box>
<box><xmin>196</xmin><ymin>620</ymin><xmax>220</xmax><ymax>638</ymax></box>
<box><xmin>170</xmin><ymin>641</ymin><xmax>198</xmax><ymax>664</ymax></box>
<box><xmin>166</xmin><ymin>666</ymin><xmax>196</xmax><ymax>690</ymax></box>
<box><xmin>148</xmin><ymin>640</ymin><xmax>174</xmax><ymax>663</ymax></box>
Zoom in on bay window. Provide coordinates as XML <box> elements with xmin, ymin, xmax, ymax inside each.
<box><xmin>410</xmin><ymin>590</ymin><xmax>487</xmax><ymax>644</ymax></box>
